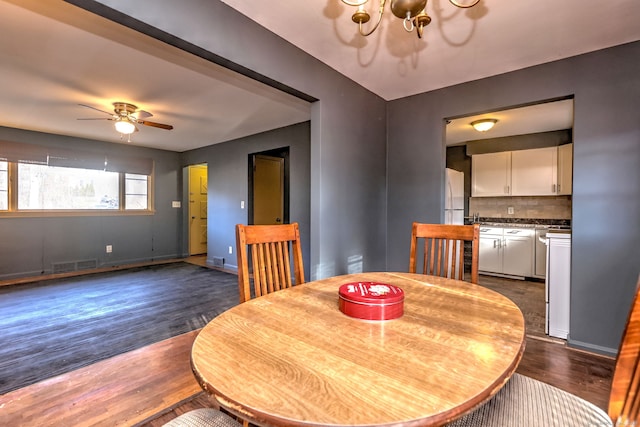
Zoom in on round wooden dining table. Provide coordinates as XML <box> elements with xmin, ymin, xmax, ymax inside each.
<box><xmin>191</xmin><ymin>272</ymin><xmax>526</xmax><ymax>427</ymax></box>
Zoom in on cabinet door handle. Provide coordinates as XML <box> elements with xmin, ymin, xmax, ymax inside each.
<box><xmin>553</xmin><ymin>184</ymin><xmax>557</xmax><ymax>193</ymax></box>
<box><xmin>557</xmin><ymin>184</ymin><xmax>561</xmax><ymax>193</ymax></box>
<box><xmin>493</xmin><ymin>239</ymin><xmax>497</xmax><ymax>248</ymax></box>
<box><xmin>502</xmin><ymin>238</ymin><xmax>507</xmax><ymax>248</ymax></box>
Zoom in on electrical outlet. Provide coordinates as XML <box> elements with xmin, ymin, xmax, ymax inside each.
<box><xmin>229</xmin><ymin>246</ymin><xmax>233</xmax><ymax>254</ymax></box>
<box><xmin>507</xmin><ymin>207</ymin><xmax>514</xmax><ymax>215</ymax></box>
<box><xmin>172</xmin><ymin>201</ymin><xmax>181</xmax><ymax>208</ymax></box>
<box><xmin>106</xmin><ymin>245</ymin><xmax>113</xmax><ymax>253</ymax></box>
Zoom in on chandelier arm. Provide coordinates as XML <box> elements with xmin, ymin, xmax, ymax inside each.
<box><xmin>403</xmin><ymin>16</ymin><xmax>415</xmax><ymax>32</ymax></box>
<box><xmin>342</xmin><ymin>0</ymin><xmax>368</xmax><ymax>6</ymax></box>
<box><xmin>449</xmin><ymin>0</ymin><xmax>481</xmax><ymax>8</ymax></box>
<box><xmin>358</xmin><ymin>0</ymin><xmax>386</xmax><ymax>37</ymax></box>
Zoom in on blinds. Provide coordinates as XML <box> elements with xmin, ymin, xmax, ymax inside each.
<box><xmin>0</xmin><ymin>140</ymin><xmax>153</xmax><ymax>175</ymax></box>
<box><xmin>0</xmin><ymin>140</ymin><xmax>48</xmax><ymax>164</ymax></box>
<box><xmin>105</xmin><ymin>155</ymin><xmax>153</xmax><ymax>175</ymax></box>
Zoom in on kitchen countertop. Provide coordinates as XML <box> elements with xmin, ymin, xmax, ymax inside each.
<box><xmin>472</xmin><ymin>218</ymin><xmax>571</xmax><ymax>230</ymax></box>
<box><xmin>546</xmin><ymin>228</ymin><xmax>572</xmax><ymax>234</ymax></box>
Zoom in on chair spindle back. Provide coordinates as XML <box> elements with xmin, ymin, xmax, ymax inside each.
<box><xmin>235</xmin><ymin>223</ymin><xmax>305</xmax><ymax>304</ymax></box>
<box><xmin>409</xmin><ymin>222</ymin><xmax>480</xmax><ymax>284</ymax></box>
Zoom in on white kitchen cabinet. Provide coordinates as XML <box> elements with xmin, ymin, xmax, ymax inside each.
<box><xmin>557</xmin><ymin>143</ymin><xmax>573</xmax><ymax>195</ymax></box>
<box><xmin>479</xmin><ymin>226</ymin><xmax>534</xmax><ymax>278</ymax></box>
<box><xmin>472</xmin><ymin>145</ymin><xmax>573</xmax><ymax>197</ymax></box>
<box><xmin>479</xmin><ymin>227</ymin><xmax>503</xmax><ymax>273</ymax></box>
<box><xmin>471</xmin><ymin>152</ymin><xmax>511</xmax><ymax>197</ymax></box>
<box><xmin>511</xmin><ymin>147</ymin><xmax>557</xmax><ymax>196</ymax></box>
<box><xmin>502</xmin><ymin>229</ymin><xmax>534</xmax><ymax>277</ymax></box>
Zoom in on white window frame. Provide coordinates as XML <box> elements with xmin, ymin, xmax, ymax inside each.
<box><xmin>0</xmin><ymin>161</ymin><xmax>154</xmax><ymax>217</ymax></box>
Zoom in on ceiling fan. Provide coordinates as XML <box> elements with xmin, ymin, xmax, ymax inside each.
<box><xmin>77</xmin><ymin>102</ymin><xmax>174</xmax><ymax>137</ymax></box>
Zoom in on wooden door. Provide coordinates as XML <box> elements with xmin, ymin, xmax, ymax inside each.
<box><xmin>252</xmin><ymin>155</ymin><xmax>284</xmax><ymax>225</ymax></box>
<box><xmin>188</xmin><ymin>164</ymin><xmax>208</xmax><ymax>255</ymax></box>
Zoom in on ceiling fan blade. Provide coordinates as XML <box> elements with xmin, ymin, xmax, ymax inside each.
<box><xmin>77</xmin><ymin>117</ymin><xmax>114</xmax><ymax>121</ymax></box>
<box><xmin>132</xmin><ymin>109</ymin><xmax>153</xmax><ymax>119</ymax></box>
<box><xmin>139</xmin><ymin>120</ymin><xmax>173</xmax><ymax>130</ymax></box>
<box><xmin>78</xmin><ymin>103</ymin><xmax>114</xmax><ymax>116</ymax></box>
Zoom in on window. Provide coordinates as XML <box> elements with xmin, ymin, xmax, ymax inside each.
<box><xmin>0</xmin><ymin>141</ymin><xmax>154</xmax><ymax>215</ymax></box>
<box><xmin>18</xmin><ymin>163</ymin><xmax>120</xmax><ymax>210</ymax></box>
<box><xmin>0</xmin><ymin>161</ymin><xmax>7</xmax><ymax>210</ymax></box>
<box><xmin>125</xmin><ymin>174</ymin><xmax>148</xmax><ymax>210</ymax></box>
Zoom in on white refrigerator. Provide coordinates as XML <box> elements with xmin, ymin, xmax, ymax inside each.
<box><xmin>445</xmin><ymin>168</ymin><xmax>464</xmax><ymax>225</ymax></box>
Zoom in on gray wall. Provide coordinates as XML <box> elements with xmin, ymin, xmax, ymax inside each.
<box><xmin>387</xmin><ymin>41</ymin><xmax>640</xmax><ymax>355</ymax></box>
<box><xmin>181</xmin><ymin>123</ymin><xmax>311</xmax><ymax>278</ymax></box>
<box><xmin>82</xmin><ymin>0</ymin><xmax>389</xmax><ymax>280</ymax></box>
<box><xmin>0</xmin><ymin>127</ymin><xmax>183</xmax><ymax>280</ymax></box>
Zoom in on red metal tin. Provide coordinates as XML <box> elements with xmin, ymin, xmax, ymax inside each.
<box><xmin>338</xmin><ymin>282</ymin><xmax>404</xmax><ymax>321</ymax></box>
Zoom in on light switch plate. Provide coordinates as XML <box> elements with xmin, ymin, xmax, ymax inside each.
<box><xmin>508</xmin><ymin>207</ymin><xmax>514</xmax><ymax>214</ymax></box>
<box><xmin>172</xmin><ymin>201</ymin><xmax>181</xmax><ymax>208</ymax></box>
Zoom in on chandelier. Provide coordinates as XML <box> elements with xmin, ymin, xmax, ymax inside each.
<box><xmin>341</xmin><ymin>0</ymin><xmax>481</xmax><ymax>38</ymax></box>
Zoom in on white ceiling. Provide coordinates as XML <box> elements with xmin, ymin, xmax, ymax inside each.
<box><xmin>221</xmin><ymin>0</ymin><xmax>640</xmax><ymax>101</ymax></box>
<box><xmin>1</xmin><ymin>0</ymin><xmax>639</xmax><ymax>152</ymax></box>
<box><xmin>446</xmin><ymin>99</ymin><xmax>574</xmax><ymax>145</ymax></box>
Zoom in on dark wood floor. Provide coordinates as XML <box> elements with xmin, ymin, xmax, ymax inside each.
<box><xmin>479</xmin><ymin>274</ymin><xmax>547</xmax><ymax>339</ymax></box>
<box><xmin>0</xmin><ymin>264</ymin><xmax>616</xmax><ymax>426</ymax></box>
<box><xmin>0</xmin><ymin>260</ymin><xmax>239</xmax><ymax>396</ymax></box>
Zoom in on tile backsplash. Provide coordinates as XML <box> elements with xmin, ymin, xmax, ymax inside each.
<box><xmin>469</xmin><ymin>196</ymin><xmax>571</xmax><ymax>220</ymax></box>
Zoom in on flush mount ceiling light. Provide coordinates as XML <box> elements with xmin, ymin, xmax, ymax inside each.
<box><xmin>341</xmin><ymin>0</ymin><xmax>480</xmax><ymax>38</ymax></box>
<box><xmin>114</xmin><ymin>117</ymin><xmax>136</xmax><ymax>135</ymax></box>
<box><xmin>470</xmin><ymin>118</ymin><xmax>498</xmax><ymax>132</ymax></box>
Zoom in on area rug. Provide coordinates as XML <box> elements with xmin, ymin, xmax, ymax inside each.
<box><xmin>0</xmin><ymin>262</ymin><xmax>239</xmax><ymax>395</ymax></box>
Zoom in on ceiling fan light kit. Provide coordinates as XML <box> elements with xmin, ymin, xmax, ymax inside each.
<box><xmin>471</xmin><ymin>118</ymin><xmax>498</xmax><ymax>132</ymax></box>
<box><xmin>341</xmin><ymin>0</ymin><xmax>480</xmax><ymax>38</ymax></box>
<box><xmin>114</xmin><ymin>117</ymin><xmax>136</xmax><ymax>135</ymax></box>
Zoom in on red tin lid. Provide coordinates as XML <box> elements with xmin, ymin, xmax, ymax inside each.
<box><xmin>338</xmin><ymin>282</ymin><xmax>404</xmax><ymax>304</ymax></box>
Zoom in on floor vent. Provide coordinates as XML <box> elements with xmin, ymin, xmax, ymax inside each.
<box><xmin>77</xmin><ymin>259</ymin><xmax>98</xmax><ymax>270</ymax></box>
<box><xmin>52</xmin><ymin>262</ymin><xmax>76</xmax><ymax>274</ymax></box>
<box><xmin>212</xmin><ymin>257</ymin><xmax>224</xmax><ymax>268</ymax></box>
<box><xmin>52</xmin><ymin>259</ymin><xmax>98</xmax><ymax>274</ymax></box>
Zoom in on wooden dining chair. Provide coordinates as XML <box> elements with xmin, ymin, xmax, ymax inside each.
<box><xmin>235</xmin><ymin>222</ymin><xmax>305</xmax><ymax>304</ymax></box>
<box><xmin>409</xmin><ymin>222</ymin><xmax>480</xmax><ymax>284</ymax></box>
<box><xmin>447</xmin><ymin>275</ymin><xmax>640</xmax><ymax>427</ymax></box>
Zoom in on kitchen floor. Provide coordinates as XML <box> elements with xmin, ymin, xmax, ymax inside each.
<box><xmin>479</xmin><ymin>274</ymin><xmax>548</xmax><ymax>340</ymax></box>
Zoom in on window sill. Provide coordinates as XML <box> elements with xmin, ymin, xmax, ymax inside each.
<box><xmin>0</xmin><ymin>210</ymin><xmax>156</xmax><ymax>218</ymax></box>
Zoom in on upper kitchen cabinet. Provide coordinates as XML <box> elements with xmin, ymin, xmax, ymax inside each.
<box><xmin>472</xmin><ymin>145</ymin><xmax>573</xmax><ymax>197</ymax></box>
<box><xmin>511</xmin><ymin>147</ymin><xmax>557</xmax><ymax>196</ymax></box>
<box><xmin>471</xmin><ymin>152</ymin><xmax>511</xmax><ymax>197</ymax></box>
<box><xmin>557</xmin><ymin>143</ymin><xmax>573</xmax><ymax>195</ymax></box>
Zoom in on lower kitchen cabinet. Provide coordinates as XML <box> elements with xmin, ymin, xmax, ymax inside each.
<box><xmin>479</xmin><ymin>227</ymin><xmax>504</xmax><ymax>273</ymax></box>
<box><xmin>479</xmin><ymin>226</ymin><xmax>534</xmax><ymax>278</ymax></box>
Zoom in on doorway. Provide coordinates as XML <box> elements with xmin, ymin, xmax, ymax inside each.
<box><xmin>248</xmin><ymin>147</ymin><xmax>289</xmax><ymax>225</ymax></box>
<box><xmin>188</xmin><ymin>164</ymin><xmax>208</xmax><ymax>255</ymax></box>
<box><xmin>445</xmin><ymin>98</ymin><xmax>574</xmax><ymax>340</ymax></box>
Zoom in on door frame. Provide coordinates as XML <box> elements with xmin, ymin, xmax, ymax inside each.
<box><xmin>248</xmin><ymin>147</ymin><xmax>290</xmax><ymax>225</ymax></box>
